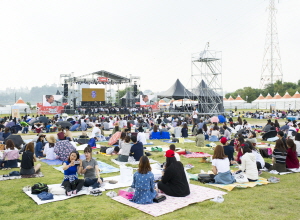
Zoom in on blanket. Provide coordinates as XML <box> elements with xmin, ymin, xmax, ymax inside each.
<box><xmin>112</xmin><ymin>184</ymin><xmax>227</xmax><ymax>217</ymax></box>
<box><xmin>76</xmin><ymin>144</ymin><xmax>100</xmax><ymax>151</ymax></box>
<box><xmin>24</xmin><ymin>184</ymin><xmax>89</xmax><ymax>205</ymax></box>
<box><xmin>182</xmin><ymin>152</ymin><xmax>213</xmax><ymax>158</ymax></box>
<box><xmin>162</xmin><ymin>139</ymin><xmax>194</xmax><ymax>143</ymax></box>
<box><xmin>145</xmin><ymin>146</ymin><xmax>182</xmax><ymax>152</ymax></box>
<box><xmin>41</xmin><ymin>155</ymin><xmax>87</xmax><ymax>166</ymax></box>
<box><xmin>0</xmin><ymin>172</ymin><xmax>44</xmax><ymax>181</ymax></box>
<box><xmin>53</xmin><ymin>161</ymin><xmax>119</xmax><ymax>174</ymax></box>
<box><xmin>102</xmin><ymin>175</ymin><xmax>132</xmax><ymax>190</ymax></box>
<box><xmin>111</xmin><ymin>158</ymin><xmax>158</xmax><ymax>166</ymax></box>
<box><xmin>209</xmin><ymin>177</ymin><xmax>269</xmax><ymax>191</ymax></box>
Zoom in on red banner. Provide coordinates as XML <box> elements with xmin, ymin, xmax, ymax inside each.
<box><xmin>136</xmin><ymin>102</ymin><xmax>159</xmax><ymax>110</ymax></box>
<box><xmin>97</xmin><ymin>77</ymin><xmax>109</xmax><ymax>82</ymax></box>
<box><xmin>37</xmin><ymin>103</ymin><xmax>65</xmax><ymax>115</ymax></box>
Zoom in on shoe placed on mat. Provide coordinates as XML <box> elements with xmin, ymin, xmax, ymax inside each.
<box><xmin>106</xmin><ymin>191</ymin><xmax>117</xmax><ymax>198</ymax></box>
<box><xmin>90</xmin><ymin>189</ymin><xmax>102</xmax><ymax>196</ymax></box>
<box><xmin>109</xmin><ymin>180</ymin><xmax>118</xmax><ymax>184</ymax></box>
<box><xmin>210</xmin><ymin>196</ymin><xmax>224</xmax><ymax>203</ymax></box>
<box><xmin>23</xmin><ymin>186</ymin><xmax>31</xmax><ymax>192</ymax></box>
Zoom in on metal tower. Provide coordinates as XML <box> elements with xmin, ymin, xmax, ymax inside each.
<box><xmin>259</xmin><ymin>0</ymin><xmax>283</xmax><ymax>89</ymax></box>
<box><xmin>191</xmin><ymin>43</ymin><xmax>224</xmax><ymax>114</ymax></box>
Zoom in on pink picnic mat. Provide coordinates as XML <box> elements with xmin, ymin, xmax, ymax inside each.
<box><xmin>112</xmin><ymin>184</ymin><xmax>226</xmax><ymax>217</ymax></box>
<box><xmin>183</xmin><ymin>152</ymin><xmax>212</xmax><ymax>158</ymax></box>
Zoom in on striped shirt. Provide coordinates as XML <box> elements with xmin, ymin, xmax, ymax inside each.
<box><xmin>272</xmin><ymin>149</ymin><xmax>287</xmax><ymax>164</ymax></box>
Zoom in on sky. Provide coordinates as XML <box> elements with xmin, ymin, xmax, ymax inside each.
<box><xmin>0</xmin><ymin>0</ymin><xmax>299</xmax><ymax>94</ymax></box>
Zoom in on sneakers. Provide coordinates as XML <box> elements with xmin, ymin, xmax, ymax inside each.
<box><xmin>106</xmin><ymin>191</ymin><xmax>117</xmax><ymax>198</ymax></box>
<box><xmin>268</xmin><ymin>177</ymin><xmax>280</xmax><ymax>183</ymax></box>
<box><xmin>185</xmin><ymin>164</ymin><xmax>194</xmax><ymax>169</ymax></box>
<box><xmin>210</xmin><ymin>196</ymin><xmax>224</xmax><ymax>203</ymax></box>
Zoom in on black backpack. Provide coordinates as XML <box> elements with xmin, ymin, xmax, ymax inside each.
<box><xmin>31</xmin><ymin>183</ymin><xmax>48</xmax><ymax>194</ymax></box>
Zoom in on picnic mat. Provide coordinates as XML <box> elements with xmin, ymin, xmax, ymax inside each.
<box><xmin>267</xmin><ymin>168</ymin><xmax>300</xmax><ymax>175</ymax></box>
<box><xmin>0</xmin><ymin>172</ymin><xmax>44</xmax><ymax>181</ymax></box>
<box><xmin>41</xmin><ymin>155</ymin><xmax>87</xmax><ymax>166</ymax></box>
<box><xmin>53</xmin><ymin>161</ymin><xmax>119</xmax><ymax>174</ymax></box>
<box><xmin>76</xmin><ymin>144</ymin><xmax>100</xmax><ymax>151</ymax></box>
<box><xmin>111</xmin><ymin>158</ymin><xmax>158</xmax><ymax>166</ymax></box>
<box><xmin>182</xmin><ymin>152</ymin><xmax>213</xmax><ymax>158</ymax></box>
<box><xmin>102</xmin><ymin>175</ymin><xmax>132</xmax><ymax>190</ymax></box>
<box><xmin>112</xmin><ymin>184</ymin><xmax>227</xmax><ymax>217</ymax></box>
<box><xmin>25</xmin><ymin>184</ymin><xmax>89</xmax><ymax>205</ymax></box>
<box><xmin>209</xmin><ymin>177</ymin><xmax>269</xmax><ymax>191</ymax></box>
<box><xmin>145</xmin><ymin>146</ymin><xmax>182</xmax><ymax>152</ymax></box>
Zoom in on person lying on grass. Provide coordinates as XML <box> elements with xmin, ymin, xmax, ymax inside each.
<box><xmin>79</xmin><ymin>146</ymin><xmax>103</xmax><ymax>189</ymax></box>
<box><xmin>157</xmin><ymin>150</ymin><xmax>190</xmax><ymax>197</ymax></box>
<box><xmin>130</xmin><ymin>156</ymin><xmax>157</xmax><ymax>204</ymax></box>
<box><xmin>211</xmin><ymin>145</ymin><xmax>235</xmax><ymax>184</ymax></box>
<box><xmin>62</xmin><ymin>151</ymin><xmax>84</xmax><ymax>196</ymax></box>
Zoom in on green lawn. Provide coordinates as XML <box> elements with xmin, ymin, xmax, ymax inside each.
<box><xmin>0</xmin><ymin>120</ymin><xmax>299</xmax><ymax>220</ymax></box>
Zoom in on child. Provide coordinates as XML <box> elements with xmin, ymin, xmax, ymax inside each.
<box><xmin>62</xmin><ymin>151</ymin><xmax>84</xmax><ymax>196</ymax></box>
<box><xmin>286</xmin><ymin>139</ymin><xmax>299</xmax><ymax>169</ymax></box>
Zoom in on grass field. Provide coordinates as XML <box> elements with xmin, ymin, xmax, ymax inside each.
<box><xmin>0</xmin><ymin>119</ymin><xmax>299</xmax><ymax>220</ymax></box>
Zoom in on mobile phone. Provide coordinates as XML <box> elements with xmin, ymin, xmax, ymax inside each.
<box><xmin>74</xmin><ymin>161</ymin><xmax>80</xmax><ymax>164</ymax></box>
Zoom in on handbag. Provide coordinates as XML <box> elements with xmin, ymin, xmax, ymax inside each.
<box><xmin>151</xmin><ymin>147</ymin><xmax>162</xmax><ymax>152</ymax></box>
<box><xmin>118</xmin><ymin>189</ymin><xmax>134</xmax><ymax>200</ymax></box>
<box><xmin>153</xmin><ymin>195</ymin><xmax>166</xmax><ymax>203</ymax></box>
<box><xmin>233</xmin><ymin>172</ymin><xmax>249</xmax><ymax>183</ymax></box>
<box><xmin>198</xmin><ymin>174</ymin><xmax>215</xmax><ymax>183</ymax></box>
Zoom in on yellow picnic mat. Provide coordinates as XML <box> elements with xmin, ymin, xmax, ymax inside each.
<box><xmin>209</xmin><ymin>177</ymin><xmax>269</xmax><ymax>191</ymax></box>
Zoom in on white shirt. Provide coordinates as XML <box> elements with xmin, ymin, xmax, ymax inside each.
<box><xmin>91</xmin><ymin>127</ymin><xmax>101</xmax><ymax>137</ymax></box>
<box><xmin>137</xmin><ymin>132</ymin><xmax>147</xmax><ymax>145</ymax></box>
<box><xmin>43</xmin><ymin>143</ymin><xmax>57</xmax><ymax>160</ymax></box>
<box><xmin>192</xmin><ymin>110</ymin><xmax>198</xmax><ymax>119</ymax></box>
<box><xmin>212</xmin><ymin>158</ymin><xmax>230</xmax><ymax>173</ymax></box>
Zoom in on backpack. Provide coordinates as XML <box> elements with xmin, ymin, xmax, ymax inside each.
<box><xmin>31</xmin><ymin>183</ymin><xmax>49</xmax><ymax>194</ymax></box>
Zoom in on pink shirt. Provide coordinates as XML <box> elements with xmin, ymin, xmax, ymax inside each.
<box><xmin>3</xmin><ymin>150</ymin><xmax>19</xmax><ymax>160</ymax></box>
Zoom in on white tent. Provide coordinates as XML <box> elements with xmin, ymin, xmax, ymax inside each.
<box><xmin>13</xmin><ymin>97</ymin><xmax>29</xmax><ymax>113</ymax></box>
<box><xmin>223</xmin><ymin>95</ymin><xmax>247</xmax><ymax>109</ymax></box>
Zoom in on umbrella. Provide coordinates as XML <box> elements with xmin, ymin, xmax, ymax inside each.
<box><xmin>211</xmin><ymin>116</ymin><xmax>219</xmax><ymax>123</ymax></box>
<box><xmin>5</xmin><ymin>134</ymin><xmax>24</xmax><ymax>149</ymax></box>
<box><xmin>37</xmin><ymin>116</ymin><xmax>49</xmax><ymax>124</ymax></box>
<box><xmin>108</xmin><ymin>131</ymin><xmax>121</xmax><ymax>145</ymax></box>
<box><xmin>76</xmin><ymin>138</ymin><xmax>90</xmax><ymax>145</ymax></box>
<box><xmin>56</xmin><ymin>121</ymin><xmax>72</xmax><ymax>128</ymax></box>
<box><xmin>218</xmin><ymin>115</ymin><xmax>226</xmax><ymax>123</ymax></box>
<box><xmin>5</xmin><ymin>122</ymin><xmax>15</xmax><ymax>128</ymax></box>
<box><xmin>62</xmin><ymin>113</ymin><xmax>68</xmax><ymax>117</ymax></box>
<box><xmin>70</xmin><ymin>124</ymin><xmax>80</xmax><ymax>131</ymax></box>
<box><xmin>28</xmin><ymin>119</ymin><xmax>37</xmax><ymax>125</ymax></box>
<box><xmin>262</xmin><ymin>130</ymin><xmax>277</xmax><ymax>141</ymax></box>
<box><xmin>54</xmin><ymin>140</ymin><xmax>76</xmax><ymax>161</ymax></box>
<box><xmin>234</xmin><ymin>128</ymin><xmax>246</xmax><ymax>138</ymax></box>
<box><xmin>280</xmin><ymin>125</ymin><xmax>289</xmax><ymax>131</ymax></box>
<box><xmin>67</xmin><ymin>118</ymin><xmax>73</xmax><ymax>122</ymax></box>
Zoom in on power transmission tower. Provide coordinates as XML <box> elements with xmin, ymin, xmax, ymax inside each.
<box><xmin>259</xmin><ymin>0</ymin><xmax>283</xmax><ymax>89</ymax></box>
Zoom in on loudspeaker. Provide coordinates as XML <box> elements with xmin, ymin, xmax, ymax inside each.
<box><xmin>133</xmin><ymin>85</ymin><xmax>138</xmax><ymax>97</ymax></box>
<box><xmin>73</xmin><ymin>98</ymin><xmax>76</xmax><ymax>108</ymax></box>
<box><xmin>63</xmin><ymin>84</ymin><xmax>68</xmax><ymax>96</ymax></box>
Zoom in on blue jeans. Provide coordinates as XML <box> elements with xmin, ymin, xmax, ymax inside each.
<box><xmin>22</xmin><ymin>127</ymin><xmax>28</xmax><ymax>134</ymax></box>
<box><xmin>84</xmin><ymin>178</ymin><xmax>103</xmax><ymax>189</ymax></box>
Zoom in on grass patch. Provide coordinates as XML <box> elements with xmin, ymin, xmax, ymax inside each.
<box><xmin>0</xmin><ymin>118</ymin><xmax>298</xmax><ymax>220</ymax></box>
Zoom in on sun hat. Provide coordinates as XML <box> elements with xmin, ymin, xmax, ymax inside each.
<box><xmin>47</xmin><ymin>135</ymin><xmax>56</xmax><ymax>144</ymax></box>
<box><xmin>165</xmin><ymin>150</ymin><xmax>175</xmax><ymax>158</ymax></box>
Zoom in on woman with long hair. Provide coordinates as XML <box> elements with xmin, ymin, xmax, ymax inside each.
<box><xmin>1</xmin><ymin>140</ymin><xmax>19</xmax><ymax>169</ymax></box>
<box><xmin>268</xmin><ymin>139</ymin><xmax>287</xmax><ymax>172</ymax></box>
<box><xmin>286</xmin><ymin>139</ymin><xmax>299</xmax><ymax>169</ymax></box>
<box><xmin>130</xmin><ymin>156</ymin><xmax>157</xmax><ymax>204</ymax></box>
<box><xmin>157</xmin><ymin>150</ymin><xmax>190</xmax><ymax>197</ymax></box>
<box><xmin>20</xmin><ymin>142</ymin><xmax>41</xmax><ymax>175</ymax></box>
<box><xmin>181</xmin><ymin>123</ymin><xmax>188</xmax><ymax>138</ymax></box>
<box><xmin>35</xmin><ymin>135</ymin><xmax>45</xmax><ymax>158</ymax></box>
<box><xmin>212</xmin><ymin>145</ymin><xmax>235</xmax><ymax>184</ymax></box>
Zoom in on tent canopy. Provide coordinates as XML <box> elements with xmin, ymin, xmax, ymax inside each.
<box><xmin>192</xmin><ymin>80</ymin><xmax>220</xmax><ymax>97</ymax></box>
<box><xmin>157</xmin><ymin>79</ymin><xmax>195</xmax><ymax>99</ymax></box>
<box><xmin>121</xmin><ymin>91</ymin><xmax>135</xmax><ymax>99</ymax></box>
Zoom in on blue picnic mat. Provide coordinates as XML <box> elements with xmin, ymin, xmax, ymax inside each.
<box><xmin>113</xmin><ymin>143</ymin><xmax>154</xmax><ymax>147</ymax></box>
<box><xmin>41</xmin><ymin>155</ymin><xmax>86</xmax><ymax>166</ymax></box>
<box><xmin>53</xmin><ymin>160</ymin><xmax>119</xmax><ymax>174</ymax></box>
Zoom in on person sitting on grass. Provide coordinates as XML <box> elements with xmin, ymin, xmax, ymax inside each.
<box><xmin>286</xmin><ymin>139</ymin><xmax>299</xmax><ymax>169</ymax></box>
<box><xmin>57</xmin><ymin>127</ymin><xmax>65</xmax><ymax>140</ymax></box>
<box><xmin>43</xmin><ymin>135</ymin><xmax>57</xmax><ymax>160</ymax></box>
<box><xmin>137</xmin><ymin>127</ymin><xmax>147</xmax><ymax>145</ymax></box>
<box><xmin>130</xmin><ymin>136</ymin><xmax>144</xmax><ymax>161</ymax></box>
<box><xmin>130</xmin><ymin>156</ymin><xmax>157</xmax><ymax>204</ymax></box>
<box><xmin>211</xmin><ymin>145</ymin><xmax>235</xmax><ymax>184</ymax></box>
<box><xmin>20</xmin><ymin>142</ymin><xmax>41</xmax><ymax>175</ymax></box>
<box><xmin>220</xmin><ymin>137</ymin><xmax>234</xmax><ymax>162</ymax></box>
<box><xmin>181</xmin><ymin>123</ymin><xmax>188</xmax><ymax>138</ymax></box>
<box><xmin>268</xmin><ymin>139</ymin><xmax>287</xmax><ymax>172</ymax></box>
<box><xmin>35</xmin><ymin>134</ymin><xmax>46</xmax><ymax>158</ymax></box>
<box><xmin>1</xmin><ymin>139</ymin><xmax>19</xmax><ymax>169</ymax></box>
<box><xmin>62</xmin><ymin>151</ymin><xmax>84</xmax><ymax>196</ymax></box>
<box><xmin>233</xmin><ymin>143</ymin><xmax>258</xmax><ymax>182</ymax></box>
<box><xmin>246</xmin><ymin>141</ymin><xmax>270</xmax><ymax>170</ymax></box>
<box><xmin>167</xmin><ymin>144</ymin><xmax>180</xmax><ymax>161</ymax></box>
<box><xmin>79</xmin><ymin>146</ymin><xmax>103</xmax><ymax>189</ymax></box>
<box><xmin>117</xmin><ymin>136</ymin><xmax>132</xmax><ymax>162</ymax></box>
<box><xmin>157</xmin><ymin>150</ymin><xmax>190</xmax><ymax>197</ymax></box>
<box><xmin>195</xmin><ymin>129</ymin><xmax>205</xmax><ymax>147</ymax></box>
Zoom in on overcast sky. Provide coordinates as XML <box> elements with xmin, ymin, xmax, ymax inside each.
<box><xmin>0</xmin><ymin>0</ymin><xmax>299</xmax><ymax>94</ymax></box>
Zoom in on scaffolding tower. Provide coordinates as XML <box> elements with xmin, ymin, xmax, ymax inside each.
<box><xmin>191</xmin><ymin>43</ymin><xmax>224</xmax><ymax>114</ymax></box>
<box><xmin>259</xmin><ymin>0</ymin><xmax>283</xmax><ymax>89</ymax></box>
